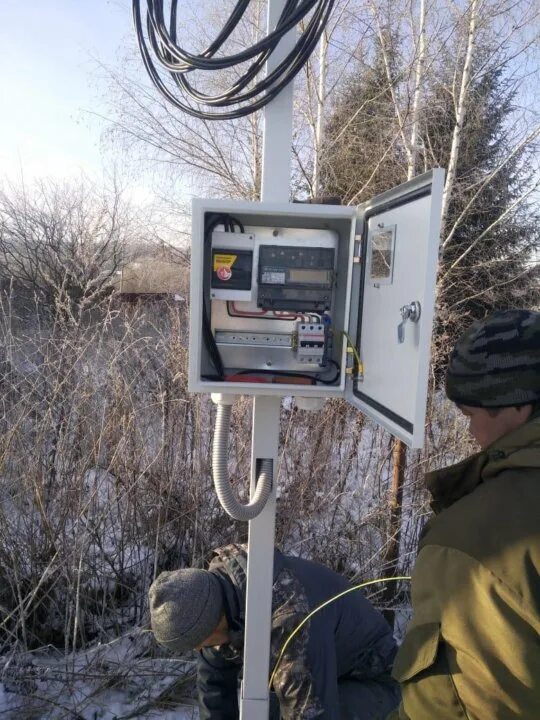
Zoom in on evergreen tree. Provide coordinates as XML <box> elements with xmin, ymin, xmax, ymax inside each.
<box><xmin>319</xmin><ymin>36</ymin><xmax>405</xmax><ymax>204</ymax></box>
<box><xmin>423</xmin><ymin>65</ymin><xmax>539</xmax><ymax>366</ymax></box>
<box><xmin>322</xmin><ymin>47</ymin><xmax>538</xmax><ymax>370</ymax></box>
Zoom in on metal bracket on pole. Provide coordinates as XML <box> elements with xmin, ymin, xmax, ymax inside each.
<box><xmin>240</xmin><ymin>2</ymin><xmax>295</xmax><ymax>718</ymax></box>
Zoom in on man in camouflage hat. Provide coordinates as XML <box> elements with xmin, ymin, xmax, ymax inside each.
<box><xmin>149</xmin><ymin>543</ymin><xmax>401</xmax><ymax>719</ymax></box>
<box><xmin>388</xmin><ymin>309</ymin><xmax>540</xmax><ymax>719</ymax></box>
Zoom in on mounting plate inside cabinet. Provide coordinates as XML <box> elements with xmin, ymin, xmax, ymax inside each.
<box><xmin>257</xmin><ymin>245</ymin><xmax>335</xmax><ymax>312</ymax></box>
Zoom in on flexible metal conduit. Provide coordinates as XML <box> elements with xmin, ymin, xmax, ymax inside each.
<box><xmin>212</xmin><ymin>402</ymin><xmax>273</xmax><ymax>521</ymax></box>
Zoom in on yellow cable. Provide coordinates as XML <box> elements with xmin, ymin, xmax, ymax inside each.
<box><xmin>341</xmin><ymin>330</ymin><xmax>363</xmax><ymax>374</ymax></box>
<box><xmin>268</xmin><ymin>575</ymin><xmax>411</xmax><ymax>689</ymax></box>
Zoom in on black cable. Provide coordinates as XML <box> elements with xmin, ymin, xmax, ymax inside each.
<box><xmin>234</xmin><ymin>368</ymin><xmax>317</xmax><ymax>383</ymax></box>
<box><xmin>133</xmin><ymin>0</ymin><xmax>335</xmax><ymax>120</ymax></box>
<box><xmin>203</xmin><ymin>298</ymin><xmax>224</xmax><ymax>377</ymax></box>
<box><xmin>146</xmin><ymin>0</ymin><xmax>316</xmax><ymax>70</ymax></box>
<box><xmin>233</xmin><ymin>359</ymin><xmax>340</xmax><ymax>385</ymax></box>
<box><xmin>316</xmin><ymin>358</ymin><xmax>340</xmax><ymax>385</ymax></box>
<box><xmin>169</xmin><ymin>1</ymin><xmax>328</xmax><ymax>108</ymax></box>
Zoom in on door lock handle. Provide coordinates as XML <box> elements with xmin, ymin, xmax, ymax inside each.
<box><xmin>398</xmin><ymin>301</ymin><xmax>421</xmax><ymax>343</ymax></box>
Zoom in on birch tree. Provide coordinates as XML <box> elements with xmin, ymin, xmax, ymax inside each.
<box><xmin>408</xmin><ymin>0</ymin><xmax>427</xmax><ymax>180</ymax></box>
<box><xmin>439</xmin><ymin>0</ymin><xmax>481</xmax><ymax>229</ymax></box>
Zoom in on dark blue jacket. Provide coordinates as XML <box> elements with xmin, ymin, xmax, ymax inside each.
<box><xmin>197</xmin><ymin>544</ymin><xmax>398</xmax><ymax>719</ymax></box>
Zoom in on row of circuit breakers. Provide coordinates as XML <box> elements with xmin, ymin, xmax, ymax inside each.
<box><xmin>209</xmin><ymin>226</ymin><xmax>339</xmax><ymax>377</ymax></box>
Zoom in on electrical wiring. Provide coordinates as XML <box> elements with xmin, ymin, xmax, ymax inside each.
<box><xmin>132</xmin><ymin>0</ymin><xmax>336</xmax><ymax>120</ymax></box>
<box><xmin>342</xmin><ymin>329</ymin><xmax>363</xmax><ymax>374</ymax></box>
<box><xmin>234</xmin><ymin>368</ymin><xmax>316</xmax><ymax>383</ymax></box>
<box><xmin>316</xmin><ymin>358</ymin><xmax>340</xmax><ymax>384</ymax></box>
<box><xmin>228</xmin><ymin>301</ymin><xmax>268</xmax><ymax>318</ymax></box>
<box><xmin>234</xmin><ymin>358</ymin><xmax>340</xmax><ymax>385</ymax></box>
<box><xmin>227</xmin><ymin>302</ymin><xmax>303</xmax><ymax>321</ymax></box>
<box><xmin>274</xmin><ymin>310</ymin><xmax>304</xmax><ymax>321</ymax></box>
<box><xmin>203</xmin><ymin>300</ymin><xmax>224</xmax><ymax>377</ymax></box>
<box><xmin>269</xmin><ymin>575</ymin><xmax>411</xmax><ymax>689</ymax></box>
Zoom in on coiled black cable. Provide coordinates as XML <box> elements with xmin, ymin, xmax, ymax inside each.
<box><xmin>133</xmin><ymin>0</ymin><xmax>335</xmax><ymax>120</ymax></box>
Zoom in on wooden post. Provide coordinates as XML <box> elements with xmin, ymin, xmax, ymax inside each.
<box><xmin>382</xmin><ymin>438</ymin><xmax>406</xmax><ymax>627</ymax></box>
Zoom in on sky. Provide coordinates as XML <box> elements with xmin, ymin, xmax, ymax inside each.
<box><xmin>0</xmin><ymin>0</ymin><xmax>133</xmax><ymax>185</ymax></box>
<box><xmin>0</xmin><ymin>1</ymin><xmax>538</xmax><ymax>207</ymax></box>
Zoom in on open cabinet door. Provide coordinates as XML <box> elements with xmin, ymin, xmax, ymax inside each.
<box><xmin>346</xmin><ymin>169</ymin><xmax>445</xmax><ymax>448</ymax></box>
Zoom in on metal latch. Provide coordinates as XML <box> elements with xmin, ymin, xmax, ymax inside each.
<box><xmin>398</xmin><ymin>301</ymin><xmax>421</xmax><ymax>343</ymax></box>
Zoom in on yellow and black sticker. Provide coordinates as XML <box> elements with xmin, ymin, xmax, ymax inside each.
<box><xmin>213</xmin><ymin>253</ymin><xmax>237</xmax><ymax>272</ymax></box>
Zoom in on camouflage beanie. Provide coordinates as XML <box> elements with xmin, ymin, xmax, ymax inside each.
<box><xmin>446</xmin><ymin>309</ymin><xmax>540</xmax><ymax>408</ymax></box>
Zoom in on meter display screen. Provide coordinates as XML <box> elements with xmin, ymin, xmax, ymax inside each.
<box><xmin>288</xmin><ymin>269</ymin><xmax>332</xmax><ymax>285</ymax></box>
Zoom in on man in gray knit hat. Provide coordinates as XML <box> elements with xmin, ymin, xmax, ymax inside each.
<box><xmin>150</xmin><ymin>544</ymin><xmax>401</xmax><ymax>719</ymax></box>
<box><xmin>150</xmin><ymin>567</ymin><xmax>225</xmax><ymax>653</ymax></box>
<box><xmin>388</xmin><ymin>309</ymin><xmax>540</xmax><ymax>720</ymax></box>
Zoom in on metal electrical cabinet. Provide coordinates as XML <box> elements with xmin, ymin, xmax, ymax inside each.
<box><xmin>189</xmin><ymin>169</ymin><xmax>445</xmax><ymax>448</ymax></box>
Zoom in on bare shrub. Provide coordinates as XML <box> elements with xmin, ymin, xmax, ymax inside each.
<box><xmin>0</xmin><ymin>277</ymin><xmax>476</xmax><ymax>714</ymax></box>
<box><xmin>0</xmin><ymin>178</ymin><xmax>134</xmax><ymax>317</ymax></box>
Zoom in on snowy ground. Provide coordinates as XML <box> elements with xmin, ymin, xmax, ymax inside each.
<box><xmin>0</xmin><ymin>633</ymin><xmax>200</xmax><ymax>719</ymax></box>
<box><xmin>0</xmin><ymin>685</ymin><xmax>199</xmax><ymax>720</ymax></box>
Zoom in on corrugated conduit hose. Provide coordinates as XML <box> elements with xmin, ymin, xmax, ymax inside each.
<box><xmin>212</xmin><ymin>402</ymin><xmax>273</xmax><ymax>521</ymax></box>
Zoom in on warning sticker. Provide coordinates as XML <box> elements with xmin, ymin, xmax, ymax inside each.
<box><xmin>213</xmin><ymin>253</ymin><xmax>237</xmax><ymax>272</ymax></box>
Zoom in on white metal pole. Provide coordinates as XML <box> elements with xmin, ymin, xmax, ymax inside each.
<box><xmin>241</xmin><ymin>396</ymin><xmax>281</xmax><ymax>719</ymax></box>
<box><xmin>240</xmin><ymin>2</ymin><xmax>295</xmax><ymax>718</ymax></box>
<box><xmin>260</xmin><ymin>0</ymin><xmax>295</xmax><ymax>205</ymax></box>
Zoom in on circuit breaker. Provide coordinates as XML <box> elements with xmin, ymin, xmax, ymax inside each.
<box><xmin>189</xmin><ymin>169</ymin><xmax>445</xmax><ymax>448</ymax></box>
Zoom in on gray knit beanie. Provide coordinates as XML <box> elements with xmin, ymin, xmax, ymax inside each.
<box><xmin>149</xmin><ymin>569</ymin><xmax>223</xmax><ymax>653</ymax></box>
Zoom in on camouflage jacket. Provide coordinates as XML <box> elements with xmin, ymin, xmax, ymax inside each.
<box><xmin>198</xmin><ymin>544</ymin><xmax>397</xmax><ymax>720</ymax></box>
<box><xmin>388</xmin><ymin>414</ymin><xmax>540</xmax><ymax>720</ymax></box>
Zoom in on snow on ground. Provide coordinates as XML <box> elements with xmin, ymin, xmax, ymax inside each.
<box><xmin>0</xmin><ymin>632</ymin><xmax>200</xmax><ymax>719</ymax></box>
<box><xmin>0</xmin><ymin>681</ymin><xmax>199</xmax><ymax>720</ymax></box>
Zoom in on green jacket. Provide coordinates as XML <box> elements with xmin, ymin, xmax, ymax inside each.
<box><xmin>389</xmin><ymin>415</ymin><xmax>540</xmax><ymax>719</ymax></box>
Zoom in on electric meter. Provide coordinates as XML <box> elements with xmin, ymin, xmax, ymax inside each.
<box><xmin>189</xmin><ymin>169</ymin><xmax>445</xmax><ymax>448</ymax></box>
<box><xmin>257</xmin><ymin>245</ymin><xmax>335</xmax><ymax>312</ymax></box>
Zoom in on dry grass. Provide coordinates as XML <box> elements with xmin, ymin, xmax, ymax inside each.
<box><xmin>0</xmin><ymin>288</ymin><xmax>474</xmax><ymax>716</ymax></box>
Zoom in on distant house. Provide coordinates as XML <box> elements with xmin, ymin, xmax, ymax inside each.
<box><xmin>116</xmin><ymin>248</ymin><xmax>188</xmax><ymax>302</ymax></box>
